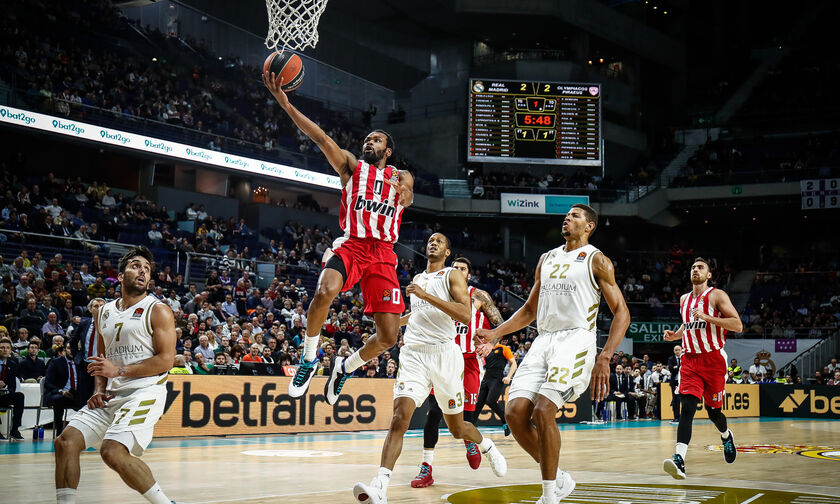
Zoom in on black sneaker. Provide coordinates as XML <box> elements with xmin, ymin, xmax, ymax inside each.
<box><xmin>0</xmin><ymin>432</ymin><xmax>8</xmax><ymax>442</ymax></box>
<box><xmin>9</xmin><ymin>429</ymin><xmax>24</xmax><ymax>441</ymax></box>
<box><xmin>325</xmin><ymin>356</ymin><xmax>350</xmax><ymax>405</ymax></box>
<box><xmin>722</xmin><ymin>432</ymin><xmax>736</xmax><ymax>464</ymax></box>
<box><xmin>503</xmin><ymin>423</ymin><xmax>511</xmax><ymax>436</ymax></box>
<box><xmin>663</xmin><ymin>454</ymin><xmax>686</xmax><ymax>480</ymax></box>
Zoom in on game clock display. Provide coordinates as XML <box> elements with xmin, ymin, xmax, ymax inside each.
<box><xmin>467</xmin><ymin>78</ymin><xmax>602</xmax><ymax>166</ymax></box>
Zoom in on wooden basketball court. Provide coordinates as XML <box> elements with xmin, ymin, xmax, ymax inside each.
<box><xmin>3</xmin><ymin>418</ymin><xmax>839</xmax><ymax>503</ymax></box>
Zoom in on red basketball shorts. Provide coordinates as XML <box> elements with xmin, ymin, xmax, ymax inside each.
<box><xmin>679</xmin><ymin>348</ymin><xmax>727</xmax><ymax>409</ymax></box>
<box><xmin>463</xmin><ymin>353</ymin><xmax>480</xmax><ymax>412</ymax></box>
<box><xmin>331</xmin><ymin>236</ymin><xmax>405</xmax><ymax>315</ymax></box>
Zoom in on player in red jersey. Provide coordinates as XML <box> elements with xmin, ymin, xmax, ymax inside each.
<box><xmin>663</xmin><ymin>257</ymin><xmax>743</xmax><ymax>479</ymax></box>
<box><xmin>264</xmin><ymin>70</ymin><xmax>414</xmax><ymax>405</ymax></box>
<box><xmin>409</xmin><ymin>257</ymin><xmax>504</xmax><ymax>488</ymax></box>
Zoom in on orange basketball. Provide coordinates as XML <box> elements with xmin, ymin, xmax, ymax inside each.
<box><xmin>264</xmin><ymin>51</ymin><xmax>304</xmax><ymax>92</ymax></box>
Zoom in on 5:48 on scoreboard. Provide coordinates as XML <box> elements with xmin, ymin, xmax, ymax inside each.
<box><xmin>801</xmin><ymin>178</ymin><xmax>840</xmax><ymax>210</ymax></box>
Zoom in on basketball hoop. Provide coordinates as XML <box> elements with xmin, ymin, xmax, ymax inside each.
<box><xmin>264</xmin><ymin>0</ymin><xmax>328</xmax><ymax>52</ymax></box>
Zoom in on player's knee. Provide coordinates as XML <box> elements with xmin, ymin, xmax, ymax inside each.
<box><xmin>314</xmin><ymin>281</ymin><xmax>339</xmax><ymax>301</ymax></box>
<box><xmin>54</xmin><ymin>433</ymin><xmax>81</xmax><ymax>456</ymax></box>
<box><xmin>390</xmin><ymin>410</ymin><xmax>412</xmax><ymax>433</ymax></box>
<box><xmin>532</xmin><ymin>402</ymin><xmax>556</xmax><ymax>428</ymax></box>
<box><xmin>99</xmin><ymin>442</ymin><xmax>125</xmax><ymax>469</ymax></box>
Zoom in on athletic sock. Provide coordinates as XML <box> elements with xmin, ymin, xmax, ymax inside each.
<box><xmin>720</xmin><ymin>428</ymin><xmax>732</xmax><ymax>440</ymax></box>
<box><xmin>675</xmin><ymin>442</ymin><xmax>688</xmax><ymax>459</ymax></box>
<box><xmin>478</xmin><ymin>436</ymin><xmax>494</xmax><ymax>453</ymax></box>
<box><xmin>422</xmin><ymin>449</ymin><xmax>434</xmax><ymax>465</ymax></box>
<box><xmin>142</xmin><ymin>482</ymin><xmax>171</xmax><ymax>504</ymax></box>
<box><xmin>302</xmin><ymin>333</ymin><xmax>318</xmax><ymax>362</ymax></box>
<box><xmin>542</xmin><ymin>480</ymin><xmax>557</xmax><ymax>497</ymax></box>
<box><xmin>376</xmin><ymin>467</ymin><xmax>393</xmax><ymax>489</ymax></box>
<box><xmin>56</xmin><ymin>488</ymin><xmax>76</xmax><ymax>504</ymax></box>
<box><xmin>343</xmin><ymin>351</ymin><xmax>365</xmax><ymax>374</ymax></box>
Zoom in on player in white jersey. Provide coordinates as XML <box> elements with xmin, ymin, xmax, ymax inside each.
<box><xmin>477</xmin><ymin>204</ymin><xmax>630</xmax><ymax>504</ymax></box>
<box><xmin>353</xmin><ymin>233</ymin><xmax>506</xmax><ymax>504</ymax></box>
<box><xmin>54</xmin><ymin>246</ymin><xmax>178</xmax><ymax>504</ymax></box>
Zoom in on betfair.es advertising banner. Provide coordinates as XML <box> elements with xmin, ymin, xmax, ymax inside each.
<box><xmin>155</xmin><ymin>376</ymin><xmax>394</xmax><ymax>437</ymax></box>
<box><xmin>660</xmin><ymin>383</ymin><xmax>760</xmax><ymax>420</ymax></box>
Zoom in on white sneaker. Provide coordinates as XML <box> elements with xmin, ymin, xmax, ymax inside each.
<box><xmin>481</xmin><ymin>440</ymin><xmax>507</xmax><ymax>477</ymax></box>
<box><xmin>536</xmin><ymin>493</ymin><xmax>560</xmax><ymax>504</ymax></box>
<box><xmin>353</xmin><ymin>478</ymin><xmax>387</xmax><ymax>504</ymax></box>
<box><xmin>555</xmin><ymin>470</ymin><xmax>576</xmax><ymax>500</ymax></box>
<box><xmin>288</xmin><ymin>357</ymin><xmax>318</xmax><ymax>398</ymax></box>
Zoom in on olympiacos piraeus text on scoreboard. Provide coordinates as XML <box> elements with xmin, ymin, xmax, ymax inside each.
<box><xmin>467</xmin><ymin>79</ymin><xmax>602</xmax><ymax>166</ymax></box>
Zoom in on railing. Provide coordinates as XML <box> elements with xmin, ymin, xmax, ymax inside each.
<box><xmin>473</xmin><ymin>48</ymin><xmax>573</xmax><ymax>66</ymax></box>
<box><xmin>469</xmin><ymin>183</ymin><xmax>637</xmax><ymax>204</ymax></box>
<box><xmin>782</xmin><ymin>330</ymin><xmax>840</xmax><ymax>378</ymax></box>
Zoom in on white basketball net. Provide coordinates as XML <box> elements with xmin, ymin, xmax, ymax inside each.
<box><xmin>265</xmin><ymin>0</ymin><xmax>328</xmax><ymax>52</ymax></box>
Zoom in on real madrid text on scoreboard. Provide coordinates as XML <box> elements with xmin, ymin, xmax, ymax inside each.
<box><xmin>467</xmin><ymin>78</ymin><xmax>602</xmax><ymax>166</ymax></box>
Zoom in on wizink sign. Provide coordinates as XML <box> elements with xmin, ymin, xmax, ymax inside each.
<box><xmin>500</xmin><ymin>193</ymin><xmax>590</xmax><ymax>215</ymax></box>
<box><xmin>0</xmin><ymin>104</ymin><xmax>341</xmax><ymax>191</ymax></box>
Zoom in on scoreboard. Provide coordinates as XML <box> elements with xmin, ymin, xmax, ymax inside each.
<box><xmin>801</xmin><ymin>178</ymin><xmax>840</xmax><ymax>209</ymax></box>
<box><xmin>467</xmin><ymin>78</ymin><xmax>602</xmax><ymax>166</ymax></box>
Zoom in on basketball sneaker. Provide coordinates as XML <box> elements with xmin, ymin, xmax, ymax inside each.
<box><xmin>288</xmin><ymin>358</ymin><xmax>318</xmax><ymax>398</ymax></box>
<box><xmin>410</xmin><ymin>462</ymin><xmax>434</xmax><ymax>488</ymax></box>
<box><xmin>353</xmin><ymin>478</ymin><xmax>387</xmax><ymax>504</ymax></box>
<box><xmin>465</xmin><ymin>440</ymin><xmax>481</xmax><ymax>469</ymax></box>
<box><xmin>663</xmin><ymin>454</ymin><xmax>686</xmax><ymax>480</ymax></box>
<box><xmin>503</xmin><ymin>423</ymin><xmax>511</xmax><ymax>436</ymax></box>
<box><xmin>555</xmin><ymin>469</ymin><xmax>576</xmax><ymax>500</ymax></box>
<box><xmin>325</xmin><ymin>356</ymin><xmax>350</xmax><ymax>405</ymax></box>
<box><xmin>481</xmin><ymin>439</ymin><xmax>507</xmax><ymax>477</ymax></box>
<box><xmin>722</xmin><ymin>432</ymin><xmax>737</xmax><ymax>464</ymax></box>
<box><xmin>536</xmin><ymin>493</ymin><xmax>559</xmax><ymax>504</ymax></box>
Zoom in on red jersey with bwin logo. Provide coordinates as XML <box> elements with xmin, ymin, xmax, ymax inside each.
<box><xmin>455</xmin><ymin>286</ymin><xmax>491</xmax><ymax>354</ymax></box>
<box><xmin>680</xmin><ymin>286</ymin><xmax>727</xmax><ymax>354</ymax></box>
<box><xmin>339</xmin><ymin>160</ymin><xmax>404</xmax><ymax>243</ymax></box>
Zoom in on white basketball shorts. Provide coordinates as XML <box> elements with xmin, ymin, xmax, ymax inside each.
<box><xmin>67</xmin><ymin>384</ymin><xmax>167</xmax><ymax>456</ymax></box>
<box><xmin>394</xmin><ymin>341</ymin><xmax>465</xmax><ymax>414</ymax></box>
<box><xmin>508</xmin><ymin>328</ymin><xmax>597</xmax><ymax>409</ymax></box>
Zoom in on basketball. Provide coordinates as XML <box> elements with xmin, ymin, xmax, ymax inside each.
<box><xmin>264</xmin><ymin>51</ymin><xmax>304</xmax><ymax>92</ymax></box>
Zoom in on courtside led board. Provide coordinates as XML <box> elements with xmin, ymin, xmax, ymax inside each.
<box><xmin>467</xmin><ymin>78</ymin><xmax>602</xmax><ymax>166</ymax></box>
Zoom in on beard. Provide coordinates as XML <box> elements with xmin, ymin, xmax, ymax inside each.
<box><xmin>690</xmin><ymin>276</ymin><xmax>707</xmax><ymax>285</ymax></box>
<box><xmin>361</xmin><ymin>148</ymin><xmax>385</xmax><ymax>165</ymax></box>
<box><xmin>122</xmin><ymin>276</ymin><xmax>147</xmax><ymax>296</ymax></box>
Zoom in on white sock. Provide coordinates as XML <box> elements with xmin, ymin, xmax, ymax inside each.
<box><xmin>302</xmin><ymin>334</ymin><xmax>318</xmax><ymax>362</ymax></box>
<box><xmin>376</xmin><ymin>467</ymin><xmax>392</xmax><ymax>489</ymax></box>
<box><xmin>675</xmin><ymin>442</ymin><xmax>688</xmax><ymax>459</ymax></box>
<box><xmin>342</xmin><ymin>351</ymin><xmax>365</xmax><ymax>374</ymax></box>
<box><xmin>478</xmin><ymin>436</ymin><xmax>494</xmax><ymax>453</ymax></box>
<box><xmin>422</xmin><ymin>449</ymin><xmax>434</xmax><ymax>465</ymax></box>
<box><xmin>142</xmin><ymin>483</ymin><xmax>171</xmax><ymax>504</ymax></box>
<box><xmin>720</xmin><ymin>428</ymin><xmax>732</xmax><ymax>440</ymax></box>
<box><xmin>56</xmin><ymin>488</ymin><xmax>76</xmax><ymax>504</ymax></box>
<box><xmin>542</xmin><ymin>480</ymin><xmax>557</xmax><ymax>497</ymax></box>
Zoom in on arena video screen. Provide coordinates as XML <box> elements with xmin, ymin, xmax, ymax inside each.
<box><xmin>467</xmin><ymin>78</ymin><xmax>602</xmax><ymax>166</ymax></box>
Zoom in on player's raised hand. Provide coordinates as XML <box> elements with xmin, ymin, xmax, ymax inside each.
<box><xmin>590</xmin><ymin>358</ymin><xmax>610</xmax><ymax>402</ymax></box>
<box><xmin>475</xmin><ymin>327</ymin><xmax>495</xmax><ymax>344</ymax></box>
<box><xmin>663</xmin><ymin>330</ymin><xmax>681</xmax><ymax>341</ymax></box>
<box><xmin>263</xmin><ymin>70</ymin><xmax>290</xmax><ymax>108</ymax></box>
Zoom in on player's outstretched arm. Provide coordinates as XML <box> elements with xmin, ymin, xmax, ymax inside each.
<box><xmin>476</xmin><ymin>254</ymin><xmax>546</xmax><ymax>344</ymax></box>
<box><xmin>592</xmin><ymin>253</ymin><xmax>630</xmax><ymax>402</ymax></box>
<box><xmin>263</xmin><ymin>70</ymin><xmax>355</xmax><ymax>181</ymax></box>
<box><xmin>406</xmin><ymin>269</ymin><xmax>471</xmax><ymax>324</ymax></box>
<box><xmin>88</xmin><ymin>303</ymin><xmax>177</xmax><ymax>380</ymax></box>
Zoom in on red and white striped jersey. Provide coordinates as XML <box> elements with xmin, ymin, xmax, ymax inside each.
<box><xmin>680</xmin><ymin>286</ymin><xmax>727</xmax><ymax>354</ymax></box>
<box><xmin>338</xmin><ymin>161</ymin><xmax>404</xmax><ymax>243</ymax></box>
<box><xmin>455</xmin><ymin>286</ymin><xmax>492</xmax><ymax>354</ymax></box>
